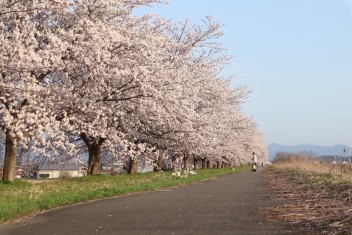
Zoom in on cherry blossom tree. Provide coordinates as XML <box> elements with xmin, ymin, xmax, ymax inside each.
<box><xmin>0</xmin><ymin>0</ymin><xmax>72</xmax><ymax>181</ymax></box>
<box><xmin>1</xmin><ymin>0</ymin><xmax>267</xmax><ymax>181</ymax></box>
<box><xmin>46</xmin><ymin>0</ymin><xmax>171</xmax><ymax>175</ymax></box>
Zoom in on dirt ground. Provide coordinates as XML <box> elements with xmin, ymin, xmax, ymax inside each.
<box><xmin>261</xmin><ymin>167</ymin><xmax>352</xmax><ymax>235</ymax></box>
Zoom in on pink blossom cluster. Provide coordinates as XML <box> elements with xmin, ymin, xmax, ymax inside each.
<box><xmin>0</xmin><ymin>0</ymin><xmax>267</xmax><ymax>180</ymax></box>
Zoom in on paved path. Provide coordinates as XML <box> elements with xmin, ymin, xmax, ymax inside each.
<box><xmin>0</xmin><ymin>168</ymin><xmax>306</xmax><ymax>235</ymax></box>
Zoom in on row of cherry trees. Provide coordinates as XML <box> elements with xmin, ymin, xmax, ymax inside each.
<box><xmin>0</xmin><ymin>0</ymin><xmax>267</xmax><ymax>181</ymax></box>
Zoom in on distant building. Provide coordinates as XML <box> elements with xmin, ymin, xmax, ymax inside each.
<box><xmin>32</xmin><ymin>164</ymin><xmax>87</xmax><ymax>179</ymax></box>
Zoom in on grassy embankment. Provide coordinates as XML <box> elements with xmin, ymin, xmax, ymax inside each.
<box><xmin>0</xmin><ymin>166</ymin><xmax>250</xmax><ymax>224</ymax></box>
<box><xmin>263</xmin><ymin>156</ymin><xmax>352</xmax><ymax>234</ymax></box>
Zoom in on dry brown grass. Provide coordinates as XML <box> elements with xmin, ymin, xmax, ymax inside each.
<box><xmin>261</xmin><ymin>156</ymin><xmax>352</xmax><ymax>234</ymax></box>
<box><xmin>274</xmin><ymin>155</ymin><xmax>352</xmax><ymax>178</ymax></box>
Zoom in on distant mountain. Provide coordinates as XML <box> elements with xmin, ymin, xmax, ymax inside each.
<box><xmin>268</xmin><ymin>143</ymin><xmax>350</xmax><ymax>161</ymax></box>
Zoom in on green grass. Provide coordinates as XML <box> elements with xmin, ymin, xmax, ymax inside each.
<box><xmin>0</xmin><ymin>166</ymin><xmax>250</xmax><ymax>223</ymax></box>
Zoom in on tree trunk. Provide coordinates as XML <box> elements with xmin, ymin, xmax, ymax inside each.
<box><xmin>193</xmin><ymin>158</ymin><xmax>198</xmax><ymax>170</ymax></box>
<box><xmin>216</xmin><ymin>161</ymin><xmax>220</xmax><ymax>168</ymax></box>
<box><xmin>183</xmin><ymin>153</ymin><xmax>189</xmax><ymax>170</ymax></box>
<box><xmin>87</xmin><ymin>145</ymin><xmax>101</xmax><ymax>175</ymax></box>
<box><xmin>2</xmin><ymin>130</ymin><xmax>18</xmax><ymax>182</ymax></box>
<box><xmin>154</xmin><ymin>149</ymin><xmax>165</xmax><ymax>172</ymax></box>
<box><xmin>206</xmin><ymin>161</ymin><xmax>210</xmax><ymax>169</ymax></box>
<box><xmin>81</xmin><ymin>133</ymin><xmax>105</xmax><ymax>176</ymax></box>
<box><xmin>171</xmin><ymin>155</ymin><xmax>177</xmax><ymax>171</ymax></box>
<box><xmin>202</xmin><ymin>159</ymin><xmax>206</xmax><ymax>169</ymax></box>
<box><xmin>128</xmin><ymin>157</ymin><xmax>138</xmax><ymax>174</ymax></box>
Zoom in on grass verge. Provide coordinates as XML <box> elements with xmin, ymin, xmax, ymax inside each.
<box><xmin>0</xmin><ymin>166</ymin><xmax>250</xmax><ymax>224</ymax></box>
<box><xmin>262</xmin><ymin>165</ymin><xmax>352</xmax><ymax>234</ymax></box>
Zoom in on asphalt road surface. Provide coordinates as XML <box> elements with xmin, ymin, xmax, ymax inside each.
<box><xmin>0</xmin><ymin>168</ymin><xmax>307</xmax><ymax>235</ymax></box>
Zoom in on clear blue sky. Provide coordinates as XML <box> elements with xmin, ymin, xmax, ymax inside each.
<box><xmin>135</xmin><ymin>0</ymin><xmax>352</xmax><ymax>146</ymax></box>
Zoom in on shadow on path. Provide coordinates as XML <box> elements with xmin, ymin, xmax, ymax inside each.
<box><xmin>0</xmin><ymin>168</ymin><xmax>307</xmax><ymax>235</ymax></box>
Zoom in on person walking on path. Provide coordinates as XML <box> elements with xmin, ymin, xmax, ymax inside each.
<box><xmin>252</xmin><ymin>151</ymin><xmax>258</xmax><ymax>172</ymax></box>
